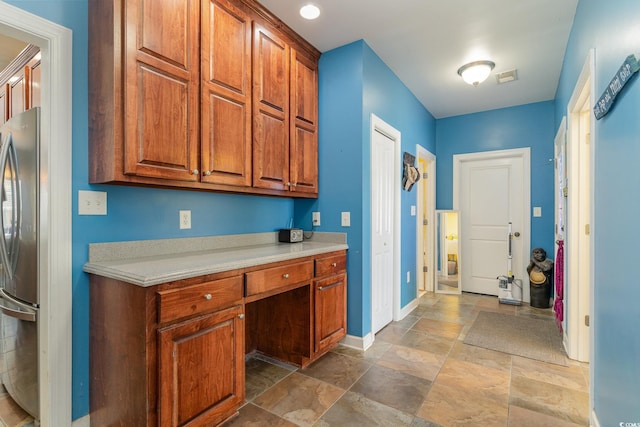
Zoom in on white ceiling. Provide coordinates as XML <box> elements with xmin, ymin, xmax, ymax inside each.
<box><xmin>258</xmin><ymin>0</ymin><xmax>579</xmax><ymax>118</ymax></box>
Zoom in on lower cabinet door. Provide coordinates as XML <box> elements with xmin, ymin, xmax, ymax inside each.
<box><xmin>158</xmin><ymin>305</ymin><xmax>244</xmax><ymax>427</ymax></box>
<box><xmin>314</xmin><ymin>273</ymin><xmax>347</xmax><ymax>355</ymax></box>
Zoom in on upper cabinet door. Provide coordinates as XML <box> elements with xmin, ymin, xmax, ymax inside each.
<box><xmin>201</xmin><ymin>0</ymin><xmax>252</xmax><ymax>187</ymax></box>
<box><xmin>123</xmin><ymin>0</ymin><xmax>200</xmax><ymax>181</ymax></box>
<box><xmin>252</xmin><ymin>23</ymin><xmax>290</xmax><ymax>191</ymax></box>
<box><xmin>0</xmin><ymin>85</ymin><xmax>7</xmax><ymax>125</ymax></box>
<box><xmin>290</xmin><ymin>50</ymin><xmax>318</xmax><ymax>194</ymax></box>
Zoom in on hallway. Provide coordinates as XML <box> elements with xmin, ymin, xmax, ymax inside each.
<box><xmin>230</xmin><ymin>292</ymin><xmax>589</xmax><ymax>426</ymax></box>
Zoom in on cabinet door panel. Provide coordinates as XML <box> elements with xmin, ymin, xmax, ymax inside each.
<box><xmin>158</xmin><ymin>305</ymin><xmax>244</xmax><ymax>427</ymax></box>
<box><xmin>139</xmin><ymin>0</ymin><xmax>193</xmax><ymax>70</ymax></box>
<box><xmin>201</xmin><ymin>0</ymin><xmax>252</xmax><ymax>186</ymax></box>
<box><xmin>253</xmin><ymin>24</ymin><xmax>290</xmax><ymax>190</ymax></box>
<box><xmin>314</xmin><ymin>274</ymin><xmax>347</xmax><ymax>354</ymax></box>
<box><xmin>0</xmin><ymin>85</ymin><xmax>7</xmax><ymax>125</ymax></box>
<box><xmin>290</xmin><ymin>125</ymin><xmax>318</xmax><ymax>193</ymax></box>
<box><xmin>253</xmin><ymin>111</ymin><xmax>288</xmax><ymax>190</ymax></box>
<box><xmin>28</xmin><ymin>56</ymin><xmax>41</xmax><ymax>109</ymax></box>
<box><xmin>124</xmin><ymin>0</ymin><xmax>199</xmax><ymax>181</ymax></box>
<box><xmin>125</xmin><ymin>65</ymin><xmax>194</xmax><ymax>177</ymax></box>
<box><xmin>290</xmin><ymin>50</ymin><xmax>318</xmax><ymax>194</ymax></box>
<box><xmin>9</xmin><ymin>68</ymin><xmax>26</xmax><ymax>118</ymax></box>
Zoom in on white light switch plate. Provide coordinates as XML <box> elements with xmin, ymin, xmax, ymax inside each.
<box><xmin>533</xmin><ymin>206</ymin><xmax>542</xmax><ymax>217</ymax></box>
<box><xmin>78</xmin><ymin>190</ymin><xmax>107</xmax><ymax>215</ymax></box>
<box><xmin>341</xmin><ymin>211</ymin><xmax>350</xmax><ymax>227</ymax></box>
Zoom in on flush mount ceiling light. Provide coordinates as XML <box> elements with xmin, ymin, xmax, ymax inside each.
<box><xmin>457</xmin><ymin>60</ymin><xmax>496</xmax><ymax>87</ymax></box>
<box><xmin>300</xmin><ymin>4</ymin><xmax>320</xmax><ymax>20</ymax></box>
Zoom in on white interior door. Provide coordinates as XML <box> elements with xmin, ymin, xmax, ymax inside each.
<box><xmin>455</xmin><ymin>149</ymin><xmax>530</xmax><ymax>300</ymax></box>
<box><xmin>371</xmin><ymin>128</ymin><xmax>395</xmax><ymax>334</ymax></box>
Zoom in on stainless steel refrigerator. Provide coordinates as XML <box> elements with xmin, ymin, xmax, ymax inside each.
<box><xmin>0</xmin><ymin>107</ymin><xmax>40</xmax><ymax>419</ymax></box>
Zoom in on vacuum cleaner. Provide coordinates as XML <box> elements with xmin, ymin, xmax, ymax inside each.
<box><xmin>498</xmin><ymin>222</ymin><xmax>523</xmax><ymax>305</ymax></box>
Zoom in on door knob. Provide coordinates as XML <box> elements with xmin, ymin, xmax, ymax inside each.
<box><xmin>514</xmin><ymin>232</ymin><xmax>521</xmax><ymax>237</ymax></box>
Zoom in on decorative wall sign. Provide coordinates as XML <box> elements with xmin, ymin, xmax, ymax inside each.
<box><xmin>402</xmin><ymin>151</ymin><xmax>420</xmax><ymax>191</ymax></box>
<box><xmin>594</xmin><ymin>54</ymin><xmax>640</xmax><ymax>119</ymax></box>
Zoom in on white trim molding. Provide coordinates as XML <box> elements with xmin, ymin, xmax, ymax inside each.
<box><xmin>0</xmin><ymin>3</ymin><xmax>73</xmax><ymax>426</ymax></box>
<box><xmin>341</xmin><ymin>333</ymin><xmax>374</xmax><ymax>352</ymax></box>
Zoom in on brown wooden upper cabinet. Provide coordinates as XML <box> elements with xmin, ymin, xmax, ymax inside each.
<box><xmin>0</xmin><ymin>45</ymin><xmax>41</xmax><ymax>125</ymax></box>
<box><xmin>89</xmin><ymin>0</ymin><xmax>319</xmax><ymax>198</ymax></box>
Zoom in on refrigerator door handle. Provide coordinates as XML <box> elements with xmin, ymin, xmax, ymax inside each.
<box><xmin>0</xmin><ymin>131</ymin><xmax>19</xmax><ymax>281</ymax></box>
<box><xmin>0</xmin><ymin>289</ymin><xmax>36</xmax><ymax>322</ymax></box>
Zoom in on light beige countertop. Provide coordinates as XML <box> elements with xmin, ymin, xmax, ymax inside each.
<box><xmin>83</xmin><ymin>232</ymin><xmax>348</xmax><ymax>287</ymax></box>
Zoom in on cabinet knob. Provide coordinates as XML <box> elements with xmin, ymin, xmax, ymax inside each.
<box><xmin>191</xmin><ymin>169</ymin><xmax>199</xmax><ymax>175</ymax></box>
<box><xmin>238</xmin><ymin>314</ymin><xmax>245</xmax><ymax>319</ymax></box>
<box><xmin>292</xmin><ymin>183</ymin><xmax>298</xmax><ymax>187</ymax></box>
<box><xmin>203</xmin><ymin>293</ymin><xmax>212</xmax><ymax>300</ymax></box>
<box><xmin>283</xmin><ymin>273</ymin><xmax>289</xmax><ymax>279</ymax></box>
<box><xmin>331</xmin><ymin>262</ymin><xmax>337</xmax><ymax>267</ymax></box>
<box><xmin>203</xmin><ymin>170</ymin><xmax>211</xmax><ymax>176</ymax></box>
<box><xmin>286</xmin><ymin>182</ymin><xmax>291</xmax><ymax>187</ymax></box>
<box><xmin>318</xmin><ymin>286</ymin><xmax>324</xmax><ymax>291</ymax></box>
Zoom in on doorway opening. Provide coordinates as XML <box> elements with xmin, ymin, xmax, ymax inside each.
<box><xmin>416</xmin><ymin>145</ymin><xmax>435</xmax><ymax>295</ymax></box>
<box><xmin>564</xmin><ymin>49</ymin><xmax>594</xmax><ymax>364</ymax></box>
<box><xmin>0</xmin><ymin>3</ymin><xmax>72</xmax><ymax>424</ymax></box>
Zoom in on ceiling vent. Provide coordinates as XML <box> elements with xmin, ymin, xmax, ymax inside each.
<box><xmin>496</xmin><ymin>69</ymin><xmax>518</xmax><ymax>84</ymax></box>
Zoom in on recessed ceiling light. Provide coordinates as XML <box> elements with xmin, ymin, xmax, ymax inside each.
<box><xmin>300</xmin><ymin>4</ymin><xmax>320</xmax><ymax>20</ymax></box>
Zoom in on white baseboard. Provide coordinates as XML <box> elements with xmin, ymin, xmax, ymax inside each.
<box><xmin>590</xmin><ymin>409</ymin><xmax>600</xmax><ymax>427</ymax></box>
<box><xmin>72</xmin><ymin>415</ymin><xmax>90</xmax><ymax>427</ymax></box>
<box><xmin>398</xmin><ymin>298</ymin><xmax>419</xmax><ymax>320</ymax></box>
<box><xmin>341</xmin><ymin>332</ymin><xmax>374</xmax><ymax>351</ymax></box>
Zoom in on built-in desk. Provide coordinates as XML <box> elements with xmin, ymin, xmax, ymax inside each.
<box><xmin>84</xmin><ymin>232</ymin><xmax>348</xmax><ymax>427</ymax></box>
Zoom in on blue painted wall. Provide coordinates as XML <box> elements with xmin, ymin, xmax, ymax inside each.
<box><xmin>555</xmin><ymin>0</ymin><xmax>640</xmax><ymax>422</ymax></box>
<box><xmin>295</xmin><ymin>40</ymin><xmax>436</xmax><ymax>337</ymax></box>
<box><xmin>435</xmin><ymin>101</ymin><xmax>556</xmax><ymax>254</ymax></box>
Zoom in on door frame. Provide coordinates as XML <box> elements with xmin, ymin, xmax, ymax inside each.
<box><xmin>370</xmin><ymin>114</ymin><xmax>401</xmax><ymax>333</ymax></box>
<box><xmin>453</xmin><ymin>148</ymin><xmax>531</xmax><ymax>299</ymax></box>
<box><xmin>416</xmin><ymin>145</ymin><xmax>435</xmax><ymax>293</ymax></box>
<box><xmin>565</xmin><ymin>49</ymin><xmax>595</xmax><ymax>365</ymax></box>
<box><xmin>0</xmin><ymin>4</ymin><xmax>72</xmax><ymax>425</ymax></box>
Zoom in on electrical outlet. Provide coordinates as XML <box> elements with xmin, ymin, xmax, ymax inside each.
<box><xmin>312</xmin><ymin>211</ymin><xmax>321</xmax><ymax>226</ymax></box>
<box><xmin>179</xmin><ymin>210</ymin><xmax>191</xmax><ymax>229</ymax></box>
<box><xmin>78</xmin><ymin>190</ymin><xmax>107</xmax><ymax>215</ymax></box>
<box><xmin>407</xmin><ymin>271</ymin><xmax>411</xmax><ymax>283</ymax></box>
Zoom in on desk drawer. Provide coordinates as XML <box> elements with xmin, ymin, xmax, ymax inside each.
<box><xmin>315</xmin><ymin>253</ymin><xmax>346</xmax><ymax>277</ymax></box>
<box><xmin>157</xmin><ymin>275</ymin><xmax>243</xmax><ymax>324</ymax></box>
<box><xmin>245</xmin><ymin>261</ymin><xmax>314</xmax><ymax>297</ymax></box>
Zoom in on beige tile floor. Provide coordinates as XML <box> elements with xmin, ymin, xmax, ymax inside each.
<box><xmin>229</xmin><ymin>292</ymin><xmax>590</xmax><ymax>427</ymax></box>
<box><xmin>0</xmin><ymin>292</ymin><xmax>590</xmax><ymax>426</ymax></box>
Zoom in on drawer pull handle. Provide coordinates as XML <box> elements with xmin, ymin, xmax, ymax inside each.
<box><xmin>331</xmin><ymin>262</ymin><xmax>337</xmax><ymax>267</ymax></box>
<box><xmin>238</xmin><ymin>314</ymin><xmax>245</xmax><ymax>319</ymax></box>
<box><xmin>283</xmin><ymin>273</ymin><xmax>289</xmax><ymax>279</ymax></box>
<box><xmin>204</xmin><ymin>293</ymin><xmax>212</xmax><ymax>300</ymax></box>
<box><xmin>318</xmin><ymin>282</ymin><xmax>341</xmax><ymax>292</ymax></box>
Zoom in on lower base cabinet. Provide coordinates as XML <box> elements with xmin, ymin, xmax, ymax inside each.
<box><xmin>89</xmin><ymin>250</ymin><xmax>346</xmax><ymax>426</ymax></box>
<box><xmin>158</xmin><ymin>305</ymin><xmax>244</xmax><ymax>427</ymax></box>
